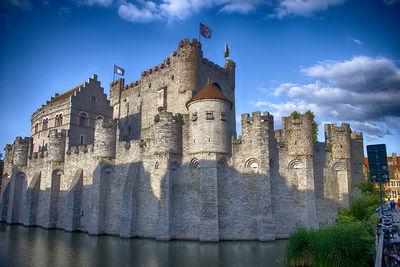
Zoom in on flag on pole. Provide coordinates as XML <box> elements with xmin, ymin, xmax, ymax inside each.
<box><xmin>114</xmin><ymin>64</ymin><xmax>125</xmax><ymax>76</ymax></box>
<box><xmin>224</xmin><ymin>42</ymin><xmax>230</xmax><ymax>59</ymax></box>
<box><xmin>200</xmin><ymin>23</ymin><xmax>212</xmax><ymax>39</ymax></box>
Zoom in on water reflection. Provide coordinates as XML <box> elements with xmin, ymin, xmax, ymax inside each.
<box><xmin>0</xmin><ymin>223</ymin><xmax>287</xmax><ymax>267</ymax></box>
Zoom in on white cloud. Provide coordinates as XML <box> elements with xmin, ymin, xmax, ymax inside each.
<box><xmin>274</xmin><ymin>0</ymin><xmax>345</xmax><ymax>18</ymax></box>
<box><xmin>351</xmin><ymin>38</ymin><xmax>362</xmax><ymax>45</ymax></box>
<box><xmin>252</xmin><ymin>56</ymin><xmax>400</xmax><ymax>141</ymax></box>
<box><xmin>75</xmin><ymin>0</ymin><xmax>113</xmax><ymax>7</ymax></box>
<box><xmin>9</xmin><ymin>0</ymin><xmax>33</xmax><ymax>11</ymax></box>
<box><xmin>301</xmin><ymin>56</ymin><xmax>400</xmax><ymax>93</ymax></box>
<box><xmin>118</xmin><ymin>1</ymin><xmax>160</xmax><ymax>22</ymax></box>
<box><xmin>219</xmin><ymin>0</ymin><xmax>262</xmax><ymax>14</ymax></box>
<box><xmin>384</xmin><ymin>0</ymin><xmax>399</xmax><ymax>5</ymax></box>
<box><xmin>117</xmin><ymin>0</ymin><xmax>266</xmax><ymax>23</ymax></box>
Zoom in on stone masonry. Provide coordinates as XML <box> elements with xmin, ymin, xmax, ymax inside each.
<box><xmin>0</xmin><ymin>38</ymin><xmax>364</xmax><ymax>241</ymax></box>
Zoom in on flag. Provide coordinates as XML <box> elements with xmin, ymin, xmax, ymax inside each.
<box><xmin>200</xmin><ymin>23</ymin><xmax>212</xmax><ymax>39</ymax></box>
<box><xmin>114</xmin><ymin>64</ymin><xmax>125</xmax><ymax>76</ymax></box>
<box><xmin>224</xmin><ymin>42</ymin><xmax>230</xmax><ymax>59</ymax></box>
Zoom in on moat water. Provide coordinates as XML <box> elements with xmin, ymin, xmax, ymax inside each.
<box><xmin>0</xmin><ymin>223</ymin><xmax>287</xmax><ymax>267</ymax></box>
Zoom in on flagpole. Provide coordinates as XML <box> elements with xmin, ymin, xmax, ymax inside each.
<box><xmin>198</xmin><ymin>22</ymin><xmax>201</xmax><ymax>44</ymax></box>
<box><xmin>113</xmin><ymin>64</ymin><xmax>115</xmax><ymax>82</ymax></box>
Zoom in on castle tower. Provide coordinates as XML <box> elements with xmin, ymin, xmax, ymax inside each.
<box><xmin>280</xmin><ymin>114</ymin><xmax>317</xmax><ymax>230</ymax></box>
<box><xmin>350</xmin><ymin>132</ymin><xmax>364</xmax><ymax>187</ymax></box>
<box><xmin>186</xmin><ymin>81</ymin><xmax>232</xmax><ymax>241</ymax></box>
<box><xmin>12</xmin><ymin>137</ymin><xmax>30</xmax><ymax>167</ymax></box>
<box><xmin>48</xmin><ymin>129</ymin><xmax>66</xmax><ymax>162</ymax></box>
<box><xmin>153</xmin><ymin>111</ymin><xmax>182</xmax><ymax>154</ymax></box>
<box><xmin>324</xmin><ymin>123</ymin><xmax>351</xmax><ymax>161</ymax></box>
<box><xmin>239</xmin><ymin>111</ymin><xmax>276</xmax><ymax>240</ymax></box>
<box><xmin>94</xmin><ymin>119</ymin><xmax>116</xmax><ymax>158</ymax></box>
<box><xmin>324</xmin><ymin>123</ymin><xmax>352</xmax><ymax>206</ymax></box>
<box><xmin>186</xmin><ymin>81</ymin><xmax>232</xmax><ymax>155</ymax></box>
<box><xmin>282</xmin><ymin>114</ymin><xmax>314</xmax><ymax>156</ymax></box>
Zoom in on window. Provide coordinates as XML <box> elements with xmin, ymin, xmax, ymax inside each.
<box><xmin>79</xmin><ymin>112</ymin><xmax>88</xmax><ymax>127</ymax></box>
<box><xmin>91</xmin><ymin>96</ymin><xmax>97</xmax><ymax>102</ymax></box>
<box><xmin>55</xmin><ymin>114</ymin><xmax>63</xmax><ymax>126</ymax></box>
<box><xmin>35</xmin><ymin>123</ymin><xmax>38</xmax><ymax>133</ymax></box>
<box><xmin>126</xmin><ymin>103</ymin><xmax>129</xmax><ymax>116</ymax></box>
<box><xmin>220</xmin><ymin>112</ymin><xmax>227</xmax><ymax>121</ymax></box>
<box><xmin>391</xmin><ymin>181</ymin><xmax>395</xmax><ymax>187</ymax></box>
<box><xmin>206</xmin><ymin>111</ymin><xmax>214</xmax><ymax>120</ymax></box>
<box><xmin>42</xmin><ymin>118</ymin><xmax>48</xmax><ymax>130</ymax></box>
<box><xmin>191</xmin><ymin>112</ymin><xmax>197</xmax><ymax>121</ymax></box>
<box><xmin>80</xmin><ymin>135</ymin><xmax>85</xmax><ymax>146</ymax></box>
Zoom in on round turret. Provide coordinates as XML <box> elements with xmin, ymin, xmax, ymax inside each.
<box><xmin>186</xmin><ymin>81</ymin><xmax>232</xmax><ymax>154</ymax></box>
<box><xmin>94</xmin><ymin>119</ymin><xmax>116</xmax><ymax>158</ymax></box>
<box><xmin>13</xmin><ymin>137</ymin><xmax>30</xmax><ymax>166</ymax></box>
<box><xmin>154</xmin><ymin>111</ymin><xmax>182</xmax><ymax>154</ymax></box>
<box><xmin>48</xmin><ymin>129</ymin><xmax>66</xmax><ymax>162</ymax></box>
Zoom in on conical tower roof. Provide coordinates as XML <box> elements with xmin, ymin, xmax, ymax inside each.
<box><xmin>185</xmin><ymin>81</ymin><xmax>232</xmax><ymax>109</ymax></box>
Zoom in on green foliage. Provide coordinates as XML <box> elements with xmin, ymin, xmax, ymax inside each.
<box><xmin>291</xmin><ymin>111</ymin><xmax>301</xmax><ymax>120</ymax></box>
<box><xmin>305</xmin><ymin>110</ymin><xmax>319</xmax><ymax>142</ymax></box>
<box><xmin>285</xmin><ymin>223</ymin><xmax>375</xmax><ymax>266</ymax></box>
<box><xmin>291</xmin><ymin>110</ymin><xmax>319</xmax><ymax>142</ymax></box>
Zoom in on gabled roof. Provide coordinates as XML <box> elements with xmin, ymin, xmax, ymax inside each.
<box><xmin>185</xmin><ymin>81</ymin><xmax>232</xmax><ymax>109</ymax></box>
<box><xmin>49</xmin><ymin>85</ymin><xmax>81</xmax><ymax>104</ymax></box>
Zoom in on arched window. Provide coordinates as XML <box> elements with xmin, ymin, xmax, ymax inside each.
<box><xmin>79</xmin><ymin>112</ymin><xmax>88</xmax><ymax>127</ymax></box>
<box><xmin>42</xmin><ymin>118</ymin><xmax>48</xmax><ymax>130</ymax></box>
<box><xmin>55</xmin><ymin>114</ymin><xmax>63</xmax><ymax>126</ymax></box>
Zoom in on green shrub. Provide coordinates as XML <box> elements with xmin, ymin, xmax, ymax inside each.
<box><xmin>285</xmin><ymin>223</ymin><xmax>375</xmax><ymax>266</ymax></box>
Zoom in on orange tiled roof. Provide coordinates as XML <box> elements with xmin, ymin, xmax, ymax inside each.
<box><xmin>186</xmin><ymin>81</ymin><xmax>232</xmax><ymax>109</ymax></box>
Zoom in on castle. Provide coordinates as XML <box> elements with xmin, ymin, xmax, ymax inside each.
<box><xmin>0</xmin><ymin>38</ymin><xmax>364</xmax><ymax>241</ymax></box>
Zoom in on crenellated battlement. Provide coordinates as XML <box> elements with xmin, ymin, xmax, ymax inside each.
<box><xmin>14</xmin><ymin>136</ymin><xmax>31</xmax><ymax>144</ymax></box>
<box><xmin>241</xmin><ymin>111</ymin><xmax>272</xmax><ymax>125</ymax></box>
<box><xmin>324</xmin><ymin>123</ymin><xmax>351</xmax><ymax>143</ymax></box>
<box><xmin>109</xmin><ymin>38</ymin><xmax>234</xmax><ymax>106</ymax></box>
<box><xmin>351</xmin><ymin>131</ymin><xmax>363</xmax><ymax>140</ymax></box>
<box><xmin>154</xmin><ymin>110</ymin><xmax>182</xmax><ymax>124</ymax></box>
<box><xmin>66</xmin><ymin>144</ymin><xmax>94</xmax><ymax>156</ymax></box>
<box><xmin>283</xmin><ymin>114</ymin><xmax>314</xmax><ymax>129</ymax></box>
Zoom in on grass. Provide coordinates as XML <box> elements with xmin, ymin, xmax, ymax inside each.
<box><xmin>285</xmin><ymin>179</ymin><xmax>381</xmax><ymax>266</ymax></box>
<box><xmin>285</xmin><ymin>223</ymin><xmax>375</xmax><ymax>266</ymax></box>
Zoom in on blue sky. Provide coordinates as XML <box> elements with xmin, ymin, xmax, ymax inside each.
<box><xmin>0</xmin><ymin>0</ymin><xmax>399</xmax><ymax>157</ymax></box>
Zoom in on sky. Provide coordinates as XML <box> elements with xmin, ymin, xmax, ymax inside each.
<box><xmin>0</xmin><ymin>0</ymin><xmax>399</xmax><ymax>158</ymax></box>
